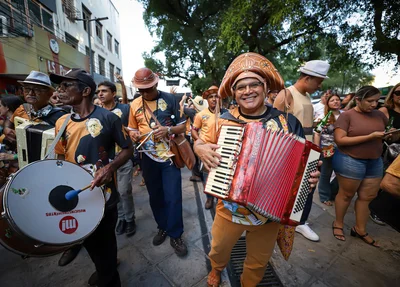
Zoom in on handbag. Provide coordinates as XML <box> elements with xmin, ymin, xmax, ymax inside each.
<box><xmin>143</xmin><ymin>102</ymin><xmax>195</xmax><ymax>170</ymax></box>
<box><xmin>383</xmin><ymin>142</ymin><xmax>400</xmax><ymax>164</ymax></box>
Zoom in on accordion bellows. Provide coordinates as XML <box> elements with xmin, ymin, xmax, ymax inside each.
<box><xmin>205</xmin><ymin>123</ymin><xmax>321</xmax><ymax>226</ymax></box>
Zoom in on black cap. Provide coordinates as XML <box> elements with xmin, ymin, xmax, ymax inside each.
<box><xmin>50</xmin><ymin>68</ymin><xmax>96</xmax><ymax>93</ymax></box>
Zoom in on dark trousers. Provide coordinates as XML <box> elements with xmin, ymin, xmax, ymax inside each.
<box><xmin>300</xmin><ymin>187</ymin><xmax>316</xmax><ymax>224</ymax></box>
<box><xmin>141</xmin><ymin>154</ymin><xmax>184</xmax><ymax>238</ymax></box>
<box><xmin>185</xmin><ymin>135</ymin><xmax>201</xmax><ymax>177</ymax></box>
<box><xmin>84</xmin><ymin>207</ymin><xmax>120</xmax><ymax>287</ymax></box>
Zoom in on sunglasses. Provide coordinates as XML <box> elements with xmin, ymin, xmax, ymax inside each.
<box><xmin>393</xmin><ymin>91</ymin><xmax>400</xmax><ymax>96</ymax></box>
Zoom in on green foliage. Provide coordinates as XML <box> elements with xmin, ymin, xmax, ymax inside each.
<box><xmin>138</xmin><ymin>0</ymin><xmax>399</xmax><ymax>94</ymax></box>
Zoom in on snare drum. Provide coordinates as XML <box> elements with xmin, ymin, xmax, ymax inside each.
<box><xmin>0</xmin><ymin>159</ymin><xmax>105</xmax><ymax>257</ymax></box>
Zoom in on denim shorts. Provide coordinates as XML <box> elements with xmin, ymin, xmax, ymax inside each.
<box><xmin>332</xmin><ymin>150</ymin><xmax>383</xmax><ymax>180</ymax></box>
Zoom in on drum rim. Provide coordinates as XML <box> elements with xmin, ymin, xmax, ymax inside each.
<box><xmin>3</xmin><ymin>159</ymin><xmax>105</xmax><ymax>246</ymax></box>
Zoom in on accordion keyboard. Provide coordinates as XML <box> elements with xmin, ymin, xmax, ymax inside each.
<box><xmin>204</xmin><ymin>126</ymin><xmax>244</xmax><ymax>198</ymax></box>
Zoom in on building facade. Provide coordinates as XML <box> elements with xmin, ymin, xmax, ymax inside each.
<box><xmin>0</xmin><ymin>0</ymin><xmax>124</xmax><ymax>95</ymax></box>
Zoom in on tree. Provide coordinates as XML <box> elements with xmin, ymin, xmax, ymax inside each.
<box><xmin>138</xmin><ymin>0</ymin><xmax>395</xmax><ymax>94</ymax></box>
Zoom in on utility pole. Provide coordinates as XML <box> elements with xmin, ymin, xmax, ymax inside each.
<box><xmin>74</xmin><ymin>17</ymin><xmax>108</xmax><ymax>75</ymax></box>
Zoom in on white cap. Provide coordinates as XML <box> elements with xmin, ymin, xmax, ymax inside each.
<box><xmin>299</xmin><ymin>60</ymin><xmax>330</xmax><ymax>79</ymax></box>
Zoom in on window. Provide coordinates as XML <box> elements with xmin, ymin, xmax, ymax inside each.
<box><xmin>82</xmin><ymin>4</ymin><xmax>91</xmax><ymax>32</ymax></box>
<box><xmin>62</xmin><ymin>0</ymin><xmax>76</xmax><ymax>21</ymax></box>
<box><xmin>11</xmin><ymin>0</ymin><xmax>25</xmax><ymax>10</ymax></box>
<box><xmin>107</xmin><ymin>31</ymin><xmax>112</xmax><ymax>52</ymax></box>
<box><xmin>42</xmin><ymin>9</ymin><xmax>53</xmax><ymax>32</ymax></box>
<box><xmin>65</xmin><ymin>32</ymin><xmax>79</xmax><ymax>49</ymax></box>
<box><xmin>98</xmin><ymin>55</ymin><xmax>105</xmax><ymax>76</ymax></box>
<box><xmin>114</xmin><ymin>39</ymin><xmax>119</xmax><ymax>57</ymax></box>
<box><xmin>28</xmin><ymin>1</ymin><xmax>41</xmax><ymax>25</ymax></box>
<box><xmin>116</xmin><ymin>67</ymin><xmax>121</xmax><ymax>75</ymax></box>
<box><xmin>96</xmin><ymin>22</ymin><xmax>103</xmax><ymax>43</ymax></box>
<box><xmin>109</xmin><ymin>63</ymin><xmax>115</xmax><ymax>82</ymax></box>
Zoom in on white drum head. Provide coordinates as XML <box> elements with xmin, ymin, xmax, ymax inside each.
<box><xmin>4</xmin><ymin>160</ymin><xmax>105</xmax><ymax>245</ymax></box>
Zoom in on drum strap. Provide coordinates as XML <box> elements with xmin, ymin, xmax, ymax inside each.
<box><xmin>44</xmin><ymin>114</ymin><xmax>72</xmax><ymax>159</ymax></box>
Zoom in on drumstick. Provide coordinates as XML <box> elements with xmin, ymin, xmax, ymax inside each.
<box><xmin>65</xmin><ymin>184</ymin><xmax>92</xmax><ymax>200</ymax></box>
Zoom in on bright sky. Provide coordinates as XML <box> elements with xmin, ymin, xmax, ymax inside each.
<box><xmin>113</xmin><ymin>0</ymin><xmax>399</xmax><ymax>93</ymax></box>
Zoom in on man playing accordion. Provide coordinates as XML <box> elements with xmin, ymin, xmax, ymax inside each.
<box><xmin>194</xmin><ymin>52</ymin><xmax>321</xmax><ymax>287</ymax></box>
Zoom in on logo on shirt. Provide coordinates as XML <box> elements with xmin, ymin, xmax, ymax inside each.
<box><xmin>158</xmin><ymin>99</ymin><xmax>168</xmax><ymax>111</ymax></box>
<box><xmin>86</xmin><ymin>118</ymin><xmax>103</xmax><ymax>138</ymax></box>
<box><xmin>112</xmin><ymin>108</ymin><xmax>123</xmax><ymax>118</ymax></box>
<box><xmin>59</xmin><ymin>216</ymin><xmax>78</xmax><ymax>234</ymax></box>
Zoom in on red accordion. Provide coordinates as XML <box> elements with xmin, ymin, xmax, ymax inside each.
<box><xmin>205</xmin><ymin>122</ymin><xmax>321</xmax><ymax>226</ymax></box>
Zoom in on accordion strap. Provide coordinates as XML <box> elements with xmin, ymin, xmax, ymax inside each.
<box><xmin>44</xmin><ymin>114</ymin><xmax>72</xmax><ymax>159</ymax></box>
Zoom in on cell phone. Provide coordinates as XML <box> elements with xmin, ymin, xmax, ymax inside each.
<box><xmin>384</xmin><ymin>129</ymin><xmax>400</xmax><ymax>136</ymax></box>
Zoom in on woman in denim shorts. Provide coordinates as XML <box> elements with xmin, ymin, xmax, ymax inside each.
<box><xmin>332</xmin><ymin>86</ymin><xmax>389</xmax><ymax>247</ymax></box>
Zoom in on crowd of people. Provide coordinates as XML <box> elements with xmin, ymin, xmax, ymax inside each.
<box><xmin>0</xmin><ymin>51</ymin><xmax>399</xmax><ymax>287</ymax></box>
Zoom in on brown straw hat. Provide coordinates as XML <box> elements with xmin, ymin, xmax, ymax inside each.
<box><xmin>218</xmin><ymin>52</ymin><xmax>284</xmax><ymax>98</ymax></box>
<box><xmin>132</xmin><ymin>67</ymin><xmax>159</xmax><ymax>89</ymax></box>
<box><xmin>202</xmin><ymin>85</ymin><xmax>219</xmax><ymax>99</ymax></box>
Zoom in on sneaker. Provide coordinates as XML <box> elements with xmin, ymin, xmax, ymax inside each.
<box><xmin>170</xmin><ymin>237</ymin><xmax>188</xmax><ymax>257</ymax></box>
<box><xmin>205</xmin><ymin>198</ymin><xmax>214</xmax><ymax>210</ymax></box>
<box><xmin>153</xmin><ymin>229</ymin><xmax>167</xmax><ymax>246</ymax></box>
<box><xmin>126</xmin><ymin>220</ymin><xmax>137</xmax><ymax>237</ymax></box>
<box><xmin>295</xmin><ymin>223</ymin><xmax>320</xmax><ymax>242</ymax></box>
<box><xmin>58</xmin><ymin>244</ymin><xmax>82</xmax><ymax>267</ymax></box>
<box><xmin>370</xmin><ymin>213</ymin><xmax>386</xmax><ymax>226</ymax></box>
<box><xmin>115</xmin><ymin>219</ymin><xmax>127</xmax><ymax>235</ymax></box>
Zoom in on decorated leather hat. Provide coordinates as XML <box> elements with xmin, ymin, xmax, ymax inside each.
<box><xmin>202</xmin><ymin>85</ymin><xmax>219</xmax><ymax>99</ymax></box>
<box><xmin>132</xmin><ymin>67</ymin><xmax>159</xmax><ymax>89</ymax></box>
<box><xmin>218</xmin><ymin>52</ymin><xmax>284</xmax><ymax>99</ymax></box>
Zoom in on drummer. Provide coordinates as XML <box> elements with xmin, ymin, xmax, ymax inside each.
<box><xmin>50</xmin><ymin>68</ymin><xmax>133</xmax><ymax>287</ymax></box>
<box><xmin>3</xmin><ymin>71</ymin><xmax>67</xmax><ymax>143</ymax></box>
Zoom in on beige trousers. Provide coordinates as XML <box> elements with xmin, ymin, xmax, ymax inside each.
<box><xmin>208</xmin><ymin>212</ymin><xmax>280</xmax><ymax>287</ymax></box>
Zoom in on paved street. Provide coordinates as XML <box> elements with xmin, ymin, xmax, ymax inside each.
<box><xmin>1</xmin><ymin>168</ymin><xmax>399</xmax><ymax>287</ymax></box>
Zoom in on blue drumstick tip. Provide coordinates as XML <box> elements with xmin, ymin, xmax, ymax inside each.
<box><xmin>65</xmin><ymin>189</ymin><xmax>80</xmax><ymax>200</ymax></box>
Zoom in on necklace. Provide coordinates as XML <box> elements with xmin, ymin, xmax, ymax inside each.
<box><xmin>142</xmin><ymin>96</ymin><xmax>159</xmax><ymax>127</ymax></box>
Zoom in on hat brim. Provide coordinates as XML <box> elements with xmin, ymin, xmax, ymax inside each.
<box><xmin>18</xmin><ymin>80</ymin><xmax>55</xmax><ymax>90</ymax></box>
<box><xmin>133</xmin><ymin>74</ymin><xmax>159</xmax><ymax>89</ymax></box>
<box><xmin>202</xmin><ymin>89</ymin><xmax>219</xmax><ymax>99</ymax></box>
<box><xmin>192</xmin><ymin>100</ymin><xmax>208</xmax><ymax>112</ymax></box>
<box><xmin>49</xmin><ymin>73</ymin><xmax>78</xmax><ymax>85</ymax></box>
<box><xmin>299</xmin><ymin>68</ymin><xmax>329</xmax><ymax>79</ymax></box>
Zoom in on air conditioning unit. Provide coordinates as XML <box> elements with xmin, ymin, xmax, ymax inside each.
<box><xmin>0</xmin><ymin>16</ymin><xmax>8</xmax><ymax>37</ymax></box>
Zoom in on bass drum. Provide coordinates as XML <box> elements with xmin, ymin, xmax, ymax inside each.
<box><xmin>0</xmin><ymin>159</ymin><xmax>105</xmax><ymax>257</ymax></box>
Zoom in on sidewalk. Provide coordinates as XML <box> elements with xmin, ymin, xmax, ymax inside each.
<box><xmin>1</xmin><ymin>168</ymin><xmax>399</xmax><ymax>286</ymax></box>
<box><xmin>0</xmin><ymin>168</ymin><xmax>217</xmax><ymax>287</ymax></box>
<box><xmin>271</xmin><ymin>193</ymin><xmax>400</xmax><ymax>287</ymax></box>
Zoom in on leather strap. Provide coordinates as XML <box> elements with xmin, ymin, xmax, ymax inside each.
<box><xmin>44</xmin><ymin>114</ymin><xmax>72</xmax><ymax>159</ymax></box>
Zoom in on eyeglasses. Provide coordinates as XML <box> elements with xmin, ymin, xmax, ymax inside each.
<box><xmin>137</xmin><ymin>86</ymin><xmax>156</xmax><ymax>94</ymax></box>
<box><xmin>234</xmin><ymin>82</ymin><xmax>263</xmax><ymax>93</ymax></box>
<box><xmin>23</xmin><ymin>86</ymin><xmax>48</xmax><ymax>93</ymax></box>
<box><xmin>393</xmin><ymin>91</ymin><xmax>400</xmax><ymax>96</ymax></box>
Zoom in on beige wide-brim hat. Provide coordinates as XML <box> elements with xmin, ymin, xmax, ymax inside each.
<box><xmin>18</xmin><ymin>70</ymin><xmax>55</xmax><ymax>90</ymax></box>
<box><xmin>192</xmin><ymin>96</ymin><xmax>208</xmax><ymax>112</ymax></box>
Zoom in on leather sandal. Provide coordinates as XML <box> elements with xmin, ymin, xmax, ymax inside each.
<box><xmin>350</xmin><ymin>226</ymin><xmax>379</xmax><ymax>247</ymax></box>
<box><xmin>207</xmin><ymin>269</ymin><xmax>221</xmax><ymax>287</ymax></box>
<box><xmin>332</xmin><ymin>221</ymin><xmax>345</xmax><ymax>241</ymax></box>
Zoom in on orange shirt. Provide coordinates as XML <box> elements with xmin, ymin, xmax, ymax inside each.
<box><xmin>11</xmin><ymin>105</ymin><xmax>31</xmax><ymax>124</ymax></box>
<box><xmin>193</xmin><ymin>108</ymin><xmax>218</xmax><ymax>143</ymax></box>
